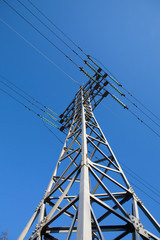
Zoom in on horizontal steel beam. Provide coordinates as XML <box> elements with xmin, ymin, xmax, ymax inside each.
<box><xmin>46</xmin><ymin>224</ymin><xmax>132</xmax><ymax>233</ymax></box>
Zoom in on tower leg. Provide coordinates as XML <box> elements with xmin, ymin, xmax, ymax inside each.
<box><xmin>76</xmin><ymin>90</ymin><xmax>92</xmax><ymax>240</ymax></box>
<box><xmin>132</xmin><ymin>198</ymin><xmax>140</xmax><ymax>240</ymax></box>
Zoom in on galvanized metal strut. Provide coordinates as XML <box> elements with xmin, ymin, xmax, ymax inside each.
<box><xmin>18</xmin><ymin>87</ymin><xmax>160</xmax><ymax>240</ymax></box>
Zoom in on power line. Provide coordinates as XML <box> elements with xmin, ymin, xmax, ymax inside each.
<box><xmin>11</xmin><ymin>0</ymin><xmax>101</xmax><ymax>79</ymax></box>
<box><xmin>102</xmin><ymin>86</ymin><xmax>160</xmax><ymax>139</ymax></box>
<box><xmin>3</xmin><ymin>0</ymin><xmax>100</xmax><ymax>83</ymax></box>
<box><xmin>19</xmin><ymin>0</ymin><xmax>102</xmax><ymax>77</ymax></box>
<box><xmin>87</xmin><ymin>55</ymin><xmax>160</xmax><ymax>131</ymax></box>
<box><xmin>0</xmin><ymin>77</ymin><xmax>65</xmax><ymax>143</ymax></box>
<box><xmin>123</xmin><ymin>167</ymin><xmax>160</xmax><ymax>199</ymax></box>
<box><xmin>0</xmin><ymin>73</ymin><xmax>57</xmax><ymax>114</ymax></box>
<box><xmin>0</xmin><ymin>81</ymin><xmax>68</xmax><ymax>147</ymax></box>
<box><xmin>0</xmin><ymin>86</ymin><xmax>30</xmax><ymax>110</ymax></box>
<box><xmin>104</xmin><ymin>91</ymin><xmax>160</xmax><ymax>139</ymax></box>
<box><xmin>17</xmin><ymin>0</ymin><xmax>83</xmax><ymax>60</ymax></box>
<box><xmin>26</xmin><ymin>0</ymin><xmax>86</xmax><ymax>56</ymax></box>
<box><xmin>1</xmin><ymin>2</ymin><xmax>124</xmax><ymax>95</ymax></box>
<box><xmin>1</xmin><ymin>73</ymin><xmax>159</xmax><ymax>208</ymax></box>
<box><xmin>4</xmin><ymin>0</ymin><xmax>158</xmax><ymax>128</ymax></box>
<box><xmin>2</xmin><ymin>1</ymin><xmax>160</xmax><ymax>140</ymax></box>
<box><xmin>0</xmin><ymin>86</ymin><xmax>58</xmax><ymax>129</ymax></box>
<box><xmin>23</xmin><ymin>0</ymin><xmax>160</xmax><ymax>128</ymax></box>
<box><xmin>42</xmin><ymin>119</ymin><xmax>64</xmax><ymax>144</ymax></box>
<box><xmin>125</xmin><ymin>87</ymin><xmax>160</xmax><ymax>122</ymax></box>
<box><xmin>4</xmin><ymin>73</ymin><xmax>158</xmax><ymax>181</ymax></box>
<box><xmin>0</xmin><ymin>76</ymin><xmax>44</xmax><ymax>112</ymax></box>
<box><xmin>0</xmin><ymin>17</ymin><xmax>80</xmax><ymax>86</ymax></box>
<box><xmin>0</xmin><ymin>77</ymin><xmax>67</xmax><ymax>144</ymax></box>
<box><xmin>22</xmin><ymin>0</ymin><xmax>103</xmax><ymax>78</ymax></box>
<box><xmin>90</xmin><ymin>55</ymin><xmax>160</xmax><ymax>123</ymax></box>
<box><xmin>120</xmin><ymin>163</ymin><xmax>160</xmax><ymax>198</ymax></box>
<box><xmin>2</xmin><ymin>0</ymin><xmax>79</xmax><ymax>68</ymax></box>
<box><xmin>125</xmin><ymin>95</ymin><xmax>160</xmax><ymax>129</ymax></box>
<box><xmin>128</xmin><ymin>108</ymin><xmax>160</xmax><ymax>138</ymax></box>
<box><xmin>2</xmin><ymin>1</ymin><xmax>160</xmax><ymax>229</ymax></box>
<box><xmin>0</xmin><ymin>74</ymin><xmax>59</xmax><ymax>123</ymax></box>
<box><xmin>129</xmin><ymin>180</ymin><xmax>160</xmax><ymax>206</ymax></box>
<box><xmin>107</xmin><ymin>79</ymin><xmax>160</xmax><ymax>129</ymax></box>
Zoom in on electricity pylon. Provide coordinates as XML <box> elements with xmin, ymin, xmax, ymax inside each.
<box><xmin>18</xmin><ymin>70</ymin><xmax>160</xmax><ymax>240</ymax></box>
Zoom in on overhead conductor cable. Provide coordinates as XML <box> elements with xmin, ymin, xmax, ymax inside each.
<box><xmin>0</xmin><ymin>17</ymin><xmax>80</xmax><ymax>86</ymax></box>
<box><xmin>79</xmin><ymin>65</ymin><xmax>160</xmax><ymax>138</ymax></box>
<box><xmin>0</xmin><ymin>74</ymin><xmax>58</xmax><ymax>122</ymax></box>
<box><xmin>89</xmin><ymin>55</ymin><xmax>160</xmax><ymax>122</ymax></box>
<box><xmin>17</xmin><ymin>0</ymin><xmax>101</xmax><ymax>72</ymax></box>
<box><xmin>2</xmin><ymin>0</ymin><xmax>80</xmax><ymax>69</ymax></box>
<box><xmin>3</xmin><ymin>0</ymin><xmax>160</xmax><ymax>138</ymax></box>
<box><xmin>24</xmin><ymin>0</ymin><xmax>160</xmax><ymax>124</ymax></box>
<box><xmin>0</xmin><ymin>87</ymin><xmax>58</xmax><ymax>129</ymax></box>
<box><xmin>2</xmin><ymin>0</ymin><xmax>97</xmax><ymax>85</ymax></box>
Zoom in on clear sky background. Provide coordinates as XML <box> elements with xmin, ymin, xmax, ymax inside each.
<box><xmin>0</xmin><ymin>0</ymin><xmax>160</xmax><ymax>239</ymax></box>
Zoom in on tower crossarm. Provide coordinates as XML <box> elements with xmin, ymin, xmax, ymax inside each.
<box><xmin>59</xmin><ymin>70</ymin><xmax>109</xmax><ymax>132</ymax></box>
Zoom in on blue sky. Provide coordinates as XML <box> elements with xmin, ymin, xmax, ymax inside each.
<box><xmin>0</xmin><ymin>0</ymin><xmax>160</xmax><ymax>238</ymax></box>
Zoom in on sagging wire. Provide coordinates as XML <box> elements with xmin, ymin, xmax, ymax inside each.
<box><xmin>0</xmin><ymin>17</ymin><xmax>81</xmax><ymax>86</ymax></box>
<box><xmin>125</xmin><ymin>95</ymin><xmax>160</xmax><ymax>129</ymax></box>
<box><xmin>2</xmin><ymin>0</ymin><xmax>79</xmax><ymax>69</ymax></box>
<box><xmin>0</xmin><ymin>1</ymin><xmax>132</xmax><ymax>107</ymax></box>
<box><xmin>26</xmin><ymin>0</ymin><xmax>87</xmax><ymax>57</ymax></box>
<box><xmin>87</xmin><ymin>55</ymin><xmax>160</xmax><ymax>122</ymax></box>
<box><xmin>17</xmin><ymin>0</ymin><xmax>84</xmax><ymax>61</ymax></box>
<box><xmin>12</xmin><ymin>0</ymin><xmax>103</xmax><ymax>79</ymax></box>
<box><xmin>24</xmin><ymin>0</ymin><xmax>160</xmax><ymax>128</ymax></box>
<box><xmin>0</xmin><ymin>76</ymin><xmax>65</xmax><ymax>144</ymax></box>
<box><xmin>121</xmin><ymin>165</ymin><xmax>160</xmax><ymax>198</ymax></box>
<box><xmin>0</xmin><ymin>86</ymin><xmax>58</xmax><ymax>129</ymax></box>
<box><xmin>3</xmin><ymin>0</ymin><xmax>97</xmax><ymax>85</ymax></box>
<box><xmin>105</xmin><ymin>90</ymin><xmax>160</xmax><ymax>139</ymax></box>
<box><xmin>3</xmin><ymin>0</ymin><xmax>160</xmax><ymax>139</ymax></box>
<box><xmin>128</xmin><ymin>109</ymin><xmax>160</xmax><ymax>138</ymax></box>
<box><xmin>42</xmin><ymin>119</ymin><xmax>64</xmax><ymax>144</ymax></box>
<box><xmin>3</xmin><ymin>2</ymin><xmax>159</xmax><ymax>201</ymax></box>
<box><xmin>90</xmin><ymin>55</ymin><xmax>160</xmax><ymax>122</ymax></box>
<box><xmin>101</xmin><ymin>72</ymin><xmax>160</xmax><ymax>129</ymax></box>
<box><xmin>119</xmin><ymin>161</ymin><xmax>160</xmax><ymax>196</ymax></box>
<box><xmin>26</xmin><ymin>0</ymin><xmax>160</xmax><ymax>129</ymax></box>
<box><xmin>18</xmin><ymin>0</ymin><xmax>101</xmax><ymax>75</ymax></box>
<box><xmin>78</xmin><ymin>67</ymin><xmax>160</xmax><ymax>138</ymax></box>
<box><xmin>0</xmin><ymin>74</ymin><xmax>59</xmax><ymax>123</ymax></box>
<box><xmin>82</xmin><ymin>56</ymin><xmax>160</xmax><ymax>132</ymax></box>
<box><xmin>78</xmin><ymin>64</ymin><xmax>160</xmax><ymax>138</ymax></box>
<box><xmin>26</xmin><ymin>0</ymin><xmax>107</xmax><ymax>80</ymax></box>
<box><xmin>129</xmin><ymin>180</ymin><xmax>160</xmax><ymax>206</ymax></box>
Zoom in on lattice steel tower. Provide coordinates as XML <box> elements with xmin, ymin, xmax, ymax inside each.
<box><xmin>18</xmin><ymin>69</ymin><xmax>160</xmax><ymax>240</ymax></box>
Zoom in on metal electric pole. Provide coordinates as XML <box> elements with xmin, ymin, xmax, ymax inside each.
<box><xmin>18</xmin><ymin>67</ymin><xmax>160</xmax><ymax>240</ymax></box>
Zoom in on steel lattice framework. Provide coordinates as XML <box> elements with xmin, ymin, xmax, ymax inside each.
<box><xmin>18</xmin><ymin>75</ymin><xmax>160</xmax><ymax>239</ymax></box>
